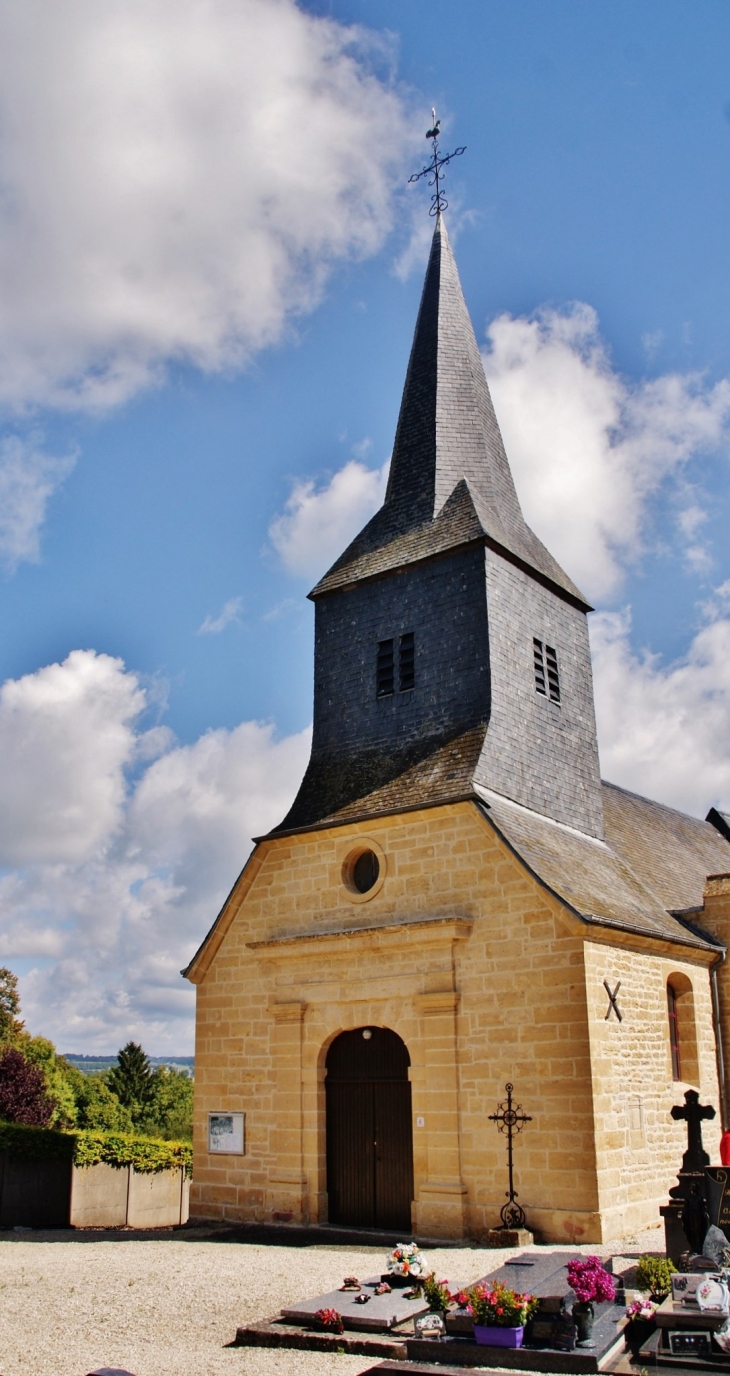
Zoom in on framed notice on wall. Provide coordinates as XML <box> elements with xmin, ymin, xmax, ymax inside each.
<box><xmin>208</xmin><ymin>1112</ymin><xmax>245</xmax><ymax>1155</ymax></box>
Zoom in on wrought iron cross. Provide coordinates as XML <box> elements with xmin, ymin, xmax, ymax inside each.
<box><xmin>489</xmin><ymin>1082</ymin><xmax>532</xmax><ymax>1229</ymax></box>
<box><xmin>408</xmin><ymin>108</ymin><xmax>466</xmax><ymax>216</ymax></box>
<box><xmin>603</xmin><ymin>979</ymin><xmax>622</xmax><ymax>1022</ymax></box>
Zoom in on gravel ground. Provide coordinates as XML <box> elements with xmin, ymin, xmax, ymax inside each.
<box><xmin>0</xmin><ymin>1221</ymin><xmax>666</xmax><ymax>1376</ymax></box>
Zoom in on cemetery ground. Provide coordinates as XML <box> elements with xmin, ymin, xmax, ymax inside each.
<box><xmin>0</xmin><ymin>1221</ymin><xmax>665</xmax><ymax>1376</ymax></box>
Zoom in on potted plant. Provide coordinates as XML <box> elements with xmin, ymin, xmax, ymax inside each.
<box><xmin>566</xmin><ymin>1257</ymin><xmax>616</xmax><ymax>1346</ymax></box>
<box><xmin>625</xmin><ymin>1297</ymin><xmax>657</xmax><ymax>1356</ymax></box>
<box><xmin>466</xmin><ymin>1280</ymin><xmax>538</xmax><ymax>1347</ymax></box>
<box><xmin>635</xmin><ymin>1255</ymin><xmax>676</xmax><ymax>1302</ymax></box>
<box><xmin>422</xmin><ymin>1273</ymin><xmax>452</xmax><ymax>1315</ymax></box>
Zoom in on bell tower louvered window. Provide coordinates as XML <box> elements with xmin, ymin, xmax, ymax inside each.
<box><xmin>376</xmin><ymin>639</ymin><xmax>394</xmax><ymax>697</ymax></box>
<box><xmin>533</xmin><ymin>638</ymin><xmax>561</xmax><ymax>704</ymax></box>
<box><xmin>376</xmin><ymin>633</ymin><xmax>415</xmax><ymax>698</ymax></box>
<box><xmin>399</xmin><ymin>632</ymin><xmax>415</xmax><ymax>692</ymax></box>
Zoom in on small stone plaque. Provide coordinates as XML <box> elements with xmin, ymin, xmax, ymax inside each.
<box><xmin>282</xmin><ymin>1276</ymin><xmax>429</xmax><ymax>1332</ymax></box>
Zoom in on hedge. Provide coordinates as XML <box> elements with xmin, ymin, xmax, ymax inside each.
<box><xmin>0</xmin><ymin>1120</ymin><xmax>193</xmax><ymax>1176</ymax></box>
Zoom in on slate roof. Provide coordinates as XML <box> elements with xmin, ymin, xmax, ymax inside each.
<box><xmin>311</xmin><ymin>217</ymin><xmax>589</xmax><ymax>610</ymax></box>
<box><xmin>269</xmin><ymin>748</ymin><xmax>730</xmax><ymax>952</ymax></box>
<box><xmin>477</xmin><ymin>781</ymin><xmax>730</xmax><ymax>951</ymax></box>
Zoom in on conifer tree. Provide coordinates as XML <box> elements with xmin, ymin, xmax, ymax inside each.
<box><xmin>107</xmin><ymin>1041</ymin><xmax>155</xmax><ymax>1119</ymax></box>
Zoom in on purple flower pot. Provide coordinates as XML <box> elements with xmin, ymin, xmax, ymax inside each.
<box><xmin>473</xmin><ymin>1325</ymin><xmax>525</xmax><ymax>1347</ymax></box>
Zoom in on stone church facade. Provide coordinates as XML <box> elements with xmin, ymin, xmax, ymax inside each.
<box><xmin>185</xmin><ymin>217</ymin><xmax>730</xmax><ymax>1244</ymax></box>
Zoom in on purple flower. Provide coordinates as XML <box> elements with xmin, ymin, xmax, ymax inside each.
<box><xmin>567</xmin><ymin>1257</ymin><xmax>616</xmax><ymax>1304</ymax></box>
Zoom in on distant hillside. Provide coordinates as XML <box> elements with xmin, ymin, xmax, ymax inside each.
<box><xmin>62</xmin><ymin>1054</ymin><xmax>194</xmax><ymax>1077</ymax></box>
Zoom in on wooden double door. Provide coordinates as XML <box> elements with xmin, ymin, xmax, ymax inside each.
<box><xmin>325</xmin><ymin>1027</ymin><xmax>414</xmax><ymax>1232</ymax></box>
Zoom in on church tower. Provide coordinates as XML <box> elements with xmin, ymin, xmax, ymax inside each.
<box><xmin>280</xmin><ymin>215</ymin><xmax>604</xmax><ymax>840</ymax></box>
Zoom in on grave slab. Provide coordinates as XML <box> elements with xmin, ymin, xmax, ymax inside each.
<box><xmin>282</xmin><ymin>1275</ymin><xmax>429</xmax><ymax>1331</ymax></box>
<box><xmin>242</xmin><ymin>1250</ymin><xmax>628</xmax><ymax>1371</ymax></box>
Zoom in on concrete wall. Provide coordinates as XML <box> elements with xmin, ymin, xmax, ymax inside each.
<box><xmin>69</xmin><ymin>1164</ymin><xmax>189</xmax><ymax>1228</ymax></box>
<box><xmin>189</xmin><ymin>799</ymin><xmax>714</xmax><ymax>1242</ymax></box>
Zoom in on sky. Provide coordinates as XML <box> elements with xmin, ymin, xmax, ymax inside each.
<box><xmin>1</xmin><ymin>0</ymin><xmax>730</xmax><ymax>1053</ymax></box>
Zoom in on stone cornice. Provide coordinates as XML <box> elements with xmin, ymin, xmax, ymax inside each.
<box><xmin>247</xmin><ymin>913</ymin><xmax>473</xmax><ymax>961</ymax></box>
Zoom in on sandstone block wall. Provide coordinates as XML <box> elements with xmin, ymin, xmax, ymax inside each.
<box><xmin>584</xmin><ymin>940</ymin><xmax>720</xmax><ymax>1243</ymax></box>
<box><xmin>190</xmin><ymin>801</ymin><xmax>716</xmax><ymax>1244</ymax></box>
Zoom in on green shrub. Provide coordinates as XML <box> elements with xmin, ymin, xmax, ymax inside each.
<box><xmin>636</xmin><ymin>1255</ymin><xmax>676</xmax><ymax>1299</ymax></box>
<box><xmin>0</xmin><ymin>1120</ymin><xmax>74</xmax><ymax>1160</ymax></box>
<box><xmin>73</xmin><ymin>1129</ymin><xmax>192</xmax><ymax>1176</ymax></box>
<box><xmin>0</xmin><ymin>1119</ymin><xmax>192</xmax><ymax>1176</ymax></box>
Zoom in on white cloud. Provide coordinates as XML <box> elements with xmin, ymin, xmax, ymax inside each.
<box><xmin>198</xmin><ymin>596</ymin><xmax>243</xmax><ymax>635</ymax></box>
<box><xmin>0</xmin><ymin>433</ymin><xmax>76</xmax><ymax>570</ymax></box>
<box><xmin>483</xmin><ymin>304</ymin><xmax>730</xmax><ymax>601</ymax></box>
<box><xmin>0</xmin><ymin>649</ymin><xmax>310</xmax><ymax>1050</ymax></box>
<box><xmin>0</xmin><ymin>0</ymin><xmax>413</xmax><ymax>415</ymax></box>
<box><xmin>0</xmin><ymin>650</ymin><xmax>145</xmax><ymax>865</ymax></box>
<box><xmin>591</xmin><ymin>601</ymin><xmax>730</xmax><ymax>817</ymax></box>
<box><xmin>269</xmin><ymin>457</ymin><xmax>389</xmax><ymax>579</ymax></box>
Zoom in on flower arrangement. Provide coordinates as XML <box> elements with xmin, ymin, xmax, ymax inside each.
<box><xmin>387</xmin><ymin>1243</ymin><xmax>427</xmax><ymax>1278</ymax></box>
<box><xmin>626</xmin><ymin>1298</ymin><xmax>657</xmax><ymax>1321</ymax></box>
<box><xmin>567</xmin><ymin>1257</ymin><xmax>616</xmax><ymax>1304</ymax></box>
<box><xmin>466</xmin><ymin>1280</ymin><xmax>539</xmax><ymax>1329</ymax></box>
<box><xmin>422</xmin><ymin>1272</ymin><xmax>453</xmax><ymax>1314</ymax></box>
<box><xmin>314</xmin><ymin>1307</ymin><xmax>344</xmax><ymax>1334</ymax></box>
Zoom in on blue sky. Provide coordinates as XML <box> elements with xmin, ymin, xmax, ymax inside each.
<box><xmin>1</xmin><ymin>0</ymin><xmax>729</xmax><ymax>1051</ymax></box>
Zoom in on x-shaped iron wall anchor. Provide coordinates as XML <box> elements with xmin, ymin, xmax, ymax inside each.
<box><xmin>603</xmin><ymin>979</ymin><xmax>622</xmax><ymax>1022</ymax></box>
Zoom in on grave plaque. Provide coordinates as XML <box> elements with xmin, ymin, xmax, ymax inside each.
<box><xmin>705</xmin><ymin>1167</ymin><xmax>730</xmax><ymax>1236</ymax></box>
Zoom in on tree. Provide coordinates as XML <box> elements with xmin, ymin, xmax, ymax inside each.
<box><xmin>0</xmin><ymin>1047</ymin><xmax>53</xmax><ymax>1126</ymax></box>
<box><xmin>142</xmin><ymin>1066</ymin><xmax>193</xmax><ymax>1141</ymax></box>
<box><xmin>66</xmin><ymin>1068</ymin><xmax>134</xmax><ymax>1133</ymax></box>
<box><xmin>0</xmin><ymin>966</ymin><xmax>23</xmax><ymax>1042</ymax></box>
<box><xmin>21</xmin><ymin>1036</ymin><xmax>78</xmax><ymax>1128</ymax></box>
<box><xmin>107</xmin><ymin>1042</ymin><xmax>155</xmax><ymax>1123</ymax></box>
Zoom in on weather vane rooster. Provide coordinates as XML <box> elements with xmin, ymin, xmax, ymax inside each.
<box><xmin>408</xmin><ymin>108</ymin><xmax>466</xmax><ymax>216</ymax></box>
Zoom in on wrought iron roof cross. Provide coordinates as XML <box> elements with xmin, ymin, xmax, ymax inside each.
<box><xmin>489</xmin><ymin>1082</ymin><xmax>532</xmax><ymax>1230</ymax></box>
<box><xmin>408</xmin><ymin>109</ymin><xmax>466</xmax><ymax>216</ymax></box>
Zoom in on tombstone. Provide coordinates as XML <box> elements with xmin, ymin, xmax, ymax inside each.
<box><xmin>661</xmin><ymin>1089</ymin><xmax>716</xmax><ymax>1264</ymax></box>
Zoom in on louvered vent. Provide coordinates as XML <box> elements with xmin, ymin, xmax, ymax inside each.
<box><xmin>399</xmin><ymin>632</ymin><xmax>415</xmax><ymax>691</ymax></box>
<box><xmin>533</xmin><ymin>638</ymin><xmax>546</xmax><ymax>696</ymax></box>
<box><xmin>376</xmin><ymin>639</ymin><xmax>394</xmax><ymax>697</ymax></box>
<box><xmin>545</xmin><ymin>645</ymin><xmax>561</xmax><ymax>703</ymax></box>
<box><xmin>534</xmin><ymin>638</ymin><xmax>560</xmax><ymax>704</ymax></box>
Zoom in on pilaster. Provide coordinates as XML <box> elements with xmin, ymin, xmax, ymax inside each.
<box><xmin>266</xmin><ymin>1000</ymin><xmax>307</xmax><ymax>1222</ymax></box>
<box><xmin>413</xmin><ymin>989</ymin><xmax>468</xmax><ymax>1238</ymax></box>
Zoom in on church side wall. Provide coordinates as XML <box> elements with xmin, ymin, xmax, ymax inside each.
<box><xmin>190</xmin><ymin>802</ymin><xmax>603</xmax><ymax>1242</ymax></box>
<box><xmin>476</xmin><ymin>550</ymin><xmax>604</xmax><ymax>839</ymax></box>
<box><xmin>583</xmin><ymin>940</ymin><xmax>720</xmax><ymax>1242</ymax></box>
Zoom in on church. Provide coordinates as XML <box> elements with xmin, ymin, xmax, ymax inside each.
<box><xmin>184</xmin><ymin>212</ymin><xmax>730</xmax><ymax>1244</ymax></box>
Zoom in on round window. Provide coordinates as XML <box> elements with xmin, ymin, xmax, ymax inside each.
<box><xmin>341</xmin><ymin>841</ymin><xmax>386</xmax><ymax>901</ymax></box>
<box><xmin>352</xmin><ymin>849</ymin><xmax>379</xmax><ymax>893</ymax></box>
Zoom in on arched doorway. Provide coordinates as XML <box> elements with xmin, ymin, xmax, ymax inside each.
<box><xmin>325</xmin><ymin>1026</ymin><xmax>414</xmax><ymax>1231</ymax></box>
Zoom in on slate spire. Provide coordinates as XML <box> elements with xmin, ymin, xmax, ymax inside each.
<box><xmin>385</xmin><ymin>214</ymin><xmax>523</xmax><ymax>537</ymax></box>
<box><xmin>313</xmin><ymin>215</ymin><xmax>587</xmax><ymax>608</ymax></box>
